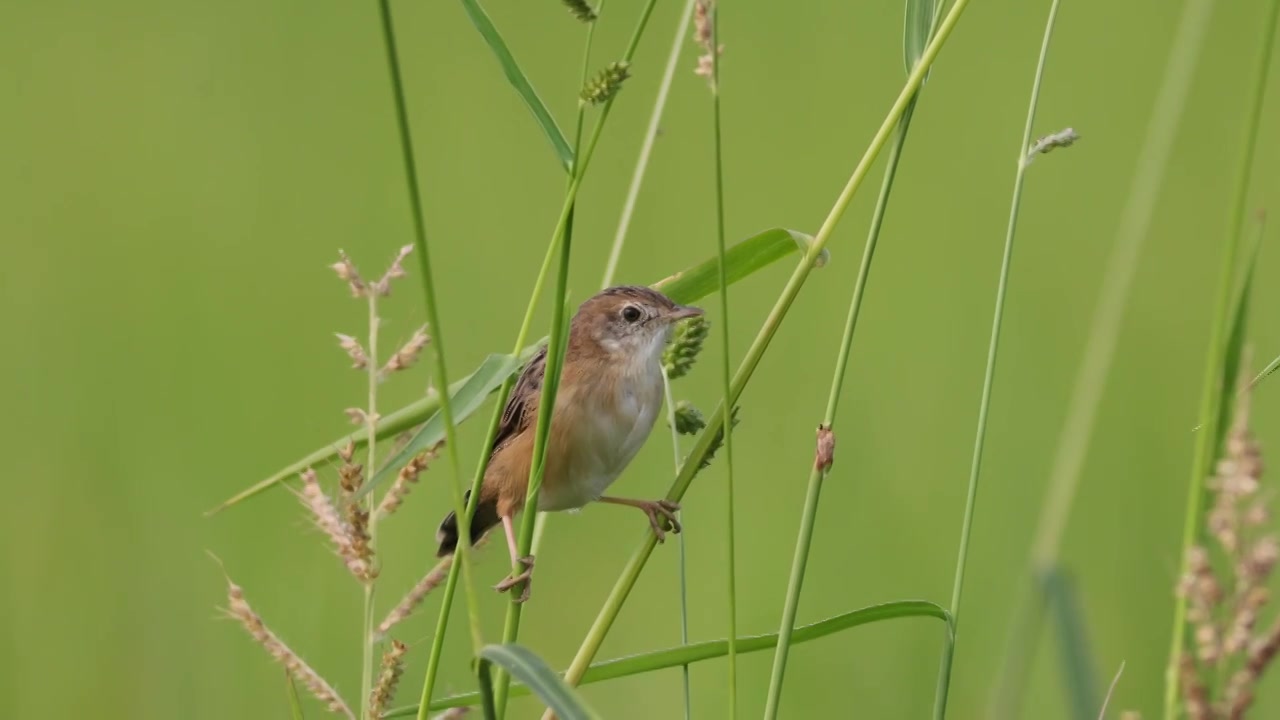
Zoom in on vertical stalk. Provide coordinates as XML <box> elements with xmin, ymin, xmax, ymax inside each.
<box><xmin>372</xmin><ymin>0</ymin><xmax>480</xmax><ymax>675</ymax></box>
<box><xmin>704</xmin><ymin>2</ymin><xmax>739</xmax><ymax>714</ymax></box>
<box><xmin>761</xmin><ymin>98</ymin><xmax>919</xmax><ymax>720</ymax></box>
<box><xmin>417</xmin><ymin>1</ymin><xmax>660</xmax><ymax>712</ymax></box>
<box><xmin>360</xmin><ymin>294</ymin><xmax>381</xmax><ymax>720</ymax></box>
<box><xmin>988</xmin><ymin>0</ymin><xmax>1215</xmax><ymax>713</ymax></box>
<box><xmin>1162</xmin><ymin>1</ymin><xmax>1279</xmax><ymax>716</ymax></box>
<box><xmin>932</xmin><ymin>0</ymin><xmax>1064</xmax><ymax>716</ymax></box>
<box><xmin>601</xmin><ymin>0</ymin><xmax>699</xmax><ymax>289</ymax></box>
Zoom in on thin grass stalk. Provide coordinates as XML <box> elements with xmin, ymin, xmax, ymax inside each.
<box><xmin>761</xmin><ymin>98</ymin><xmax>919</xmax><ymax>720</ymax></box>
<box><xmin>361</xmin><ymin>290</ymin><xmax>382</xmax><ymax>720</ymax></box>
<box><xmin>417</xmin><ymin>2</ymin><xmax>659</xmax><ymax>711</ymax></box>
<box><xmin>1255</xmin><ymin>352</ymin><xmax>1280</xmax><ymax>388</ymax></box>
<box><xmin>600</xmin><ymin>0</ymin><xmax>698</xmax><ymax>289</ymax></box>
<box><xmin>490</xmin><ymin>10</ymin><xmax>599</xmax><ymax>717</ymax></box>
<box><xmin>1162</xmin><ymin>1</ymin><xmax>1280</xmax><ymax>716</ymax></box>
<box><xmin>933</xmin><ymin>1</ymin><xmax>1065</xmax><ymax>716</ymax></box>
<box><xmin>987</xmin><ymin>0</ymin><xmax>1214</xmax><ymax>713</ymax></box>
<box><xmin>660</xmin><ymin>368</ymin><xmax>695</xmax><ymax>719</ymax></box>
<box><xmin>374</xmin><ymin>0</ymin><xmax>484</xmax><ymax>695</ymax></box>
<box><xmin>546</xmin><ymin>1</ymin><xmax>974</xmax><ymax>708</ymax></box>
<box><xmin>704</xmin><ymin>2</ymin><xmax>739</xmax><ymax>713</ymax></box>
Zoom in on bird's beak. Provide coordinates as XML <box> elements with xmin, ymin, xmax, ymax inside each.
<box><xmin>667</xmin><ymin>305</ymin><xmax>704</xmax><ymax>321</ymax></box>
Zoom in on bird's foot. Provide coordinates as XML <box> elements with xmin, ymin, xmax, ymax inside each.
<box><xmin>494</xmin><ymin>555</ymin><xmax>535</xmax><ymax>603</ymax></box>
<box><xmin>639</xmin><ymin>500</ymin><xmax>682</xmax><ymax>542</ymax></box>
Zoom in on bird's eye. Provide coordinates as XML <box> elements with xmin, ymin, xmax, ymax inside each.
<box><xmin>621</xmin><ymin>305</ymin><xmax>643</xmax><ymax>323</ymax></box>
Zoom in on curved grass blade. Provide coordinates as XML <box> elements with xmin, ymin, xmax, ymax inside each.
<box><xmin>479</xmin><ymin>645</ymin><xmax>601</xmax><ymax>720</ymax></box>
<box><xmin>382</xmin><ymin>600</ymin><xmax>949</xmax><ymax>715</ymax></box>
<box><xmin>459</xmin><ymin>0</ymin><xmax>574</xmax><ymax>171</ymax></box>
<box><xmin>210</xmin><ymin>227</ymin><xmax>825</xmax><ymax>513</ymax></box>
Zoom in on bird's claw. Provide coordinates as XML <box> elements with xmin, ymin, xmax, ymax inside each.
<box><xmin>642</xmin><ymin>500</ymin><xmax>682</xmax><ymax>542</ymax></box>
<box><xmin>494</xmin><ymin>555</ymin><xmax>535</xmax><ymax>603</ymax></box>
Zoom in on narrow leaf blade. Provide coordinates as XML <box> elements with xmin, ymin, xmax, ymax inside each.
<box><xmin>355</xmin><ymin>352</ymin><xmax>524</xmax><ymax>501</ymax></box>
<box><xmin>459</xmin><ymin>0</ymin><xmax>574</xmax><ymax>171</ymax></box>
<box><xmin>384</xmin><ymin>600</ymin><xmax>948</xmax><ymax>715</ymax></box>
<box><xmin>653</xmin><ymin>227</ymin><xmax>826</xmax><ymax>305</ymax></box>
<box><xmin>903</xmin><ymin>0</ymin><xmax>938</xmax><ymax>75</ymax></box>
<box><xmin>479</xmin><ymin>644</ymin><xmax>601</xmax><ymax>720</ymax></box>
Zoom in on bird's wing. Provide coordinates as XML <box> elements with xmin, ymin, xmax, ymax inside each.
<box><xmin>491</xmin><ymin>344</ymin><xmax>547</xmax><ymax>456</ymax></box>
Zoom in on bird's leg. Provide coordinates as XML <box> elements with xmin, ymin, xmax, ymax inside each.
<box><xmin>493</xmin><ymin>514</ymin><xmax>534</xmax><ymax>603</ymax></box>
<box><xmin>597</xmin><ymin>496</ymin><xmax>682</xmax><ymax>542</ymax></box>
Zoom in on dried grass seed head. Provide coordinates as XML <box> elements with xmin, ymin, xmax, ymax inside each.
<box><xmin>373</xmin><ymin>244</ymin><xmax>414</xmax><ymax>296</ymax></box>
<box><xmin>368</xmin><ymin>640</ymin><xmax>408</xmax><ymax>718</ymax></box>
<box><xmin>336</xmin><ymin>333</ymin><xmax>370</xmax><ymax>370</ymax></box>
<box><xmin>223</xmin><ymin>574</ymin><xmax>356</xmax><ymax>719</ymax></box>
<box><xmin>382</xmin><ymin>325</ymin><xmax>431</xmax><ymax>376</ymax></box>
<box><xmin>299</xmin><ymin>468</ymin><xmax>375</xmax><ymax>582</ymax></box>
<box><xmin>331</xmin><ymin>250</ymin><xmax>367</xmax><ymax>298</ymax></box>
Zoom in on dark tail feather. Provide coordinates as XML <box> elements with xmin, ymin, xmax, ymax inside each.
<box><xmin>436</xmin><ymin>491</ymin><xmax>501</xmax><ymax>557</ymax></box>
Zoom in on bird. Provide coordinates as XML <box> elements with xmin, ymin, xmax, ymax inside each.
<box><xmin>434</xmin><ymin>285</ymin><xmax>703</xmax><ymax>602</ymax></box>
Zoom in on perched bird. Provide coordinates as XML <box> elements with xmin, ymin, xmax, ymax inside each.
<box><xmin>435</xmin><ymin>286</ymin><xmax>703</xmax><ymax>601</ymax></box>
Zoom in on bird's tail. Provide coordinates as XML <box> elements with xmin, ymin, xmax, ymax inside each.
<box><xmin>436</xmin><ymin>490</ymin><xmax>501</xmax><ymax>557</ymax></box>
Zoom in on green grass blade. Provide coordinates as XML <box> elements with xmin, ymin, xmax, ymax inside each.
<box><xmin>903</xmin><ymin>0</ymin><xmax>937</xmax><ymax>76</ymax></box>
<box><xmin>1042</xmin><ymin>568</ymin><xmax>1100</xmax><ymax>720</ymax></box>
<box><xmin>286</xmin><ymin>672</ymin><xmax>306</xmax><ymax>720</ymax></box>
<box><xmin>480</xmin><ymin>645</ymin><xmax>601</xmax><ymax>720</ymax></box>
<box><xmin>457</xmin><ymin>0</ymin><xmax>573</xmax><ymax>172</ymax></box>
<box><xmin>654</xmin><ymin>227</ymin><xmax>826</xmax><ymax>304</ymax></box>
<box><xmin>356</xmin><ymin>352</ymin><xmax>524</xmax><ymax>502</ymax></box>
<box><xmin>209</xmin><ymin>227</ymin><xmax>821</xmax><ymax>514</ymax></box>
<box><xmin>381</xmin><ymin>600</ymin><xmax>950</xmax><ymax>716</ymax></box>
<box><xmin>205</xmin><ymin>356</ymin><xmax>513</xmax><ymax>515</ymax></box>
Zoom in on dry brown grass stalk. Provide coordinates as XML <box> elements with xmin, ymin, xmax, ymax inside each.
<box><xmin>300</xmin><ymin>468</ymin><xmax>374</xmax><ymax>581</ymax></box>
<box><xmin>368</xmin><ymin>640</ymin><xmax>408</xmax><ymax>718</ymax></box>
<box><xmin>223</xmin><ymin>575</ymin><xmax>355</xmax><ymax>719</ymax></box>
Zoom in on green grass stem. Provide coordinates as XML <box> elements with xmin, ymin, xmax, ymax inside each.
<box><xmin>546</xmin><ymin>1</ymin><xmax>974</xmax><ymax>710</ymax></box>
<box><xmin>761</xmin><ymin>98</ymin><xmax>920</xmax><ymax>720</ymax></box>
<box><xmin>931</xmin><ymin>0</ymin><xmax>1065</xmax><ymax>715</ymax></box>
<box><xmin>1162</xmin><ymin>2</ymin><xmax>1280</xmax><ymax>715</ymax></box>
<box><xmin>987</xmin><ymin>0</ymin><xmax>1214</xmax><ymax>713</ymax></box>
<box><xmin>704</xmin><ymin>3</ymin><xmax>740</xmax><ymax>714</ymax></box>
<box><xmin>374</xmin><ymin>0</ymin><xmax>480</xmax><ymax>666</ymax></box>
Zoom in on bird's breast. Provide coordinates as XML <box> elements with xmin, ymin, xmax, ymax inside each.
<box><xmin>538</xmin><ymin>362</ymin><xmax>664</xmax><ymax>511</ymax></box>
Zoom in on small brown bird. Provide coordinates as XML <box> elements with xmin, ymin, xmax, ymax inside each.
<box><xmin>435</xmin><ymin>286</ymin><xmax>703</xmax><ymax>601</ymax></box>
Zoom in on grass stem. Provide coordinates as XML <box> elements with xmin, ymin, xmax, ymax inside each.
<box><xmin>360</xmin><ymin>293</ymin><xmax>381</xmax><ymax>720</ymax></box>
<box><xmin>987</xmin><ymin>0</ymin><xmax>1214</xmax><ymax>713</ymax></box>
<box><xmin>761</xmin><ymin>97</ymin><xmax>919</xmax><ymax>720</ymax></box>
<box><xmin>704</xmin><ymin>3</ymin><xmax>739</xmax><ymax>715</ymax></box>
<box><xmin>601</xmin><ymin>0</ymin><xmax>698</xmax><ymax>289</ymax></box>
<box><xmin>931</xmin><ymin>0</ymin><xmax>1064</xmax><ymax>715</ymax></box>
<box><xmin>1161</xmin><ymin>1</ymin><xmax>1280</xmax><ymax>716</ymax></box>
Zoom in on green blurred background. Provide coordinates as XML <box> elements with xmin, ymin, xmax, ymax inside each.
<box><xmin>4</xmin><ymin>0</ymin><xmax>1280</xmax><ymax>717</ymax></box>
